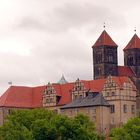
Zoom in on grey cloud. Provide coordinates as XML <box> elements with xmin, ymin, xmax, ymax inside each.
<box><xmin>17</xmin><ymin>17</ymin><xmax>45</xmax><ymax>30</ymax></box>
<box><xmin>0</xmin><ymin>0</ymin><xmax>139</xmax><ymax>95</ymax></box>
<box><xmin>16</xmin><ymin>1</ymin><xmax>126</xmax><ymax>33</ymax></box>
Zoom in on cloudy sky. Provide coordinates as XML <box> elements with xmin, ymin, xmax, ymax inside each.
<box><xmin>0</xmin><ymin>0</ymin><xmax>140</xmax><ymax>94</ymax></box>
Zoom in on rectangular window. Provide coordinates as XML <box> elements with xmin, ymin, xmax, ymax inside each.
<box><xmin>131</xmin><ymin>105</ymin><xmax>135</xmax><ymax>114</ymax></box>
<box><xmin>70</xmin><ymin>110</ymin><xmax>72</xmax><ymax>115</ymax></box>
<box><xmin>111</xmin><ymin>117</ymin><xmax>115</xmax><ymax>124</ymax></box>
<box><xmin>50</xmin><ymin>98</ymin><xmax>53</xmax><ymax>102</ymax></box>
<box><xmin>92</xmin><ymin>108</ymin><xmax>96</xmax><ymax>114</ymax></box>
<box><xmin>46</xmin><ymin>98</ymin><xmax>50</xmax><ymax>103</ymax></box>
<box><xmin>61</xmin><ymin>110</ymin><xmax>65</xmax><ymax>114</ymax></box>
<box><xmin>93</xmin><ymin>116</ymin><xmax>96</xmax><ymax>121</ymax></box>
<box><xmin>75</xmin><ymin>95</ymin><xmax>78</xmax><ymax>100</ymax></box>
<box><xmin>123</xmin><ymin>104</ymin><xmax>127</xmax><ymax>113</ymax></box>
<box><xmin>110</xmin><ymin>105</ymin><xmax>115</xmax><ymax>113</ymax></box>
<box><xmin>80</xmin><ymin>95</ymin><xmax>83</xmax><ymax>98</ymax></box>
<box><xmin>74</xmin><ymin>109</ymin><xmax>79</xmax><ymax>114</ymax></box>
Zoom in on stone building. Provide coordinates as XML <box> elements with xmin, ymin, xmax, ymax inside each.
<box><xmin>61</xmin><ymin>91</ymin><xmax>110</xmax><ymax>133</ymax></box>
<box><xmin>0</xmin><ymin>29</ymin><xmax>139</xmax><ymax>132</ymax></box>
<box><xmin>61</xmin><ymin>76</ymin><xmax>137</xmax><ymax>133</ymax></box>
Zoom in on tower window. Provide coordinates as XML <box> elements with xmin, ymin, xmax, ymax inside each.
<box><xmin>108</xmin><ymin>52</ymin><xmax>113</xmax><ymax>62</ymax></box>
<box><xmin>97</xmin><ymin>67</ymin><xmax>101</xmax><ymax>76</ymax></box>
<box><xmin>127</xmin><ymin>56</ymin><xmax>134</xmax><ymax>66</ymax></box>
<box><xmin>96</xmin><ymin>53</ymin><xmax>102</xmax><ymax>63</ymax></box>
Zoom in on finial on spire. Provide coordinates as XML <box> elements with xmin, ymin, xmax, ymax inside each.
<box><xmin>134</xmin><ymin>27</ymin><xmax>136</xmax><ymax>33</ymax></box>
<box><xmin>58</xmin><ymin>74</ymin><xmax>68</xmax><ymax>84</ymax></box>
<box><xmin>103</xmin><ymin>22</ymin><xmax>106</xmax><ymax>29</ymax></box>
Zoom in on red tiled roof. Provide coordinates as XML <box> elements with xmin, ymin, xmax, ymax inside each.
<box><xmin>113</xmin><ymin>76</ymin><xmax>136</xmax><ymax>90</ymax></box>
<box><xmin>118</xmin><ymin>66</ymin><xmax>135</xmax><ymax>77</ymax></box>
<box><xmin>0</xmin><ymin>76</ymin><xmax>135</xmax><ymax>108</ymax></box>
<box><xmin>0</xmin><ymin>86</ymin><xmax>33</xmax><ymax>108</ymax></box>
<box><xmin>92</xmin><ymin>30</ymin><xmax>118</xmax><ymax>48</ymax></box>
<box><xmin>57</xmin><ymin>83</ymin><xmax>73</xmax><ymax>106</ymax></box>
<box><xmin>32</xmin><ymin>86</ymin><xmax>45</xmax><ymax>108</ymax></box>
<box><xmin>124</xmin><ymin>34</ymin><xmax>140</xmax><ymax>50</ymax></box>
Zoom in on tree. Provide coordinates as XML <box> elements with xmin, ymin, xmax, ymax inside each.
<box><xmin>0</xmin><ymin>109</ymin><xmax>99</xmax><ymax>140</ymax></box>
<box><xmin>0</xmin><ymin>121</ymin><xmax>33</xmax><ymax>140</ymax></box>
<box><xmin>110</xmin><ymin>128</ymin><xmax>131</xmax><ymax>140</ymax></box>
<box><xmin>110</xmin><ymin>117</ymin><xmax>140</xmax><ymax>140</ymax></box>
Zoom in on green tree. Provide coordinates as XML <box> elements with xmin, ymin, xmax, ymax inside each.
<box><xmin>0</xmin><ymin>109</ymin><xmax>99</xmax><ymax>140</ymax></box>
<box><xmin>0</xmin><ymin>121</ymin><xmax>33</xmax><ymax>140</ymax></box>
<box><xmin>110</xmin><ymin>117</ymin><xmax>140</xmax><ymax>140</ymax></box>
<box><xmin>110</xmin><ymin>127</ymin><xmax>131</xmax><ymax>140</ymax></box>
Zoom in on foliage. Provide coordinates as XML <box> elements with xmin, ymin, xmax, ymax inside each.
<box><xmin>110</xmin><ymin>117</ymin><xmax>140</xmax><ymax>140</ymax></box>
<box><xmin>0</xmin><ymin>109</ymin><xmax>99</xmax><ymax>140</ymax></box>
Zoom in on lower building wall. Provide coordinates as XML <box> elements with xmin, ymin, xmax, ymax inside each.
<box><xmin>0</xmin><ymin>108</ymin><xmax>4</xmax><ymax>125</ymax></box>
<box><xmin>61</xmin><ymin>106</ymin><xmax>110</xmax><ymax>133</ymax></box>
<box><xmin>0</xmin><ymin>107</ymin><xmax>34</xmax><ymax>126</ymax></box>
<box><xmin>109</xmin><ymin>100</ymin><xmax>136</xmax><ymax>128</ymax></box>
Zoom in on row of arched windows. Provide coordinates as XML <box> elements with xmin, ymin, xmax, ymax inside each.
<box><xmin>95</xmin><ymin>51</ymin><xmax>114</xmax><ymax>64</ymax></box>
<box><xmin>127</xmin><ymin>55</ymin><xmax>134</xmax><ymax>66</ymax></box>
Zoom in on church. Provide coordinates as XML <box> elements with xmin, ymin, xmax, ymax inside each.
<box><xmin>0</xmin><ymin>29</ymin><xmax>139</xmax><ymax>133</ymax></box>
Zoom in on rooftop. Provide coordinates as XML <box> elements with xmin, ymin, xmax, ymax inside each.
<box><xmin>61</xmin><ymin>91</ymin><xmax>110</xmax><ymax>109</ymax></box>
<box><xmin>92</xmin><ymin>30</ymin><xmax>118</xmax><ymax>48</ymax></box>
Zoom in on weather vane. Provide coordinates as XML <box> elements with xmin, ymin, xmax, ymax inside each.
<box><xmin>103</xmin><ymin>22</ymin><xmax>106</xmax><ymax>29</ymax></box>
<box><xmin>134</xmin><ymin>27</ymin><xmax>136</xmax><ymax>33</ymax></box>
<box><xmin>8</xmin><ymin>81</ymin><xmax>12</xmax><ymax>86</ymax></box>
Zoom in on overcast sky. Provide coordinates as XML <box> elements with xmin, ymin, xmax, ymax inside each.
<box><xmin>0</xmin><ymin>0</ymin><xmax>140</xmax><ymax>94</ymax></box>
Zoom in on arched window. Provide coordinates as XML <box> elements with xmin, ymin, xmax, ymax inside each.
<box><xmin>97</xmin><ymin>67</ymin><xmax>101</xmax><ymax>76</ymax></box>
<box><xmin>96</xmin><ymin>52</ymin><xmax>102</xmax><ymax>63</ymax></box>
<box><xmin>127</xmin><ymin>55</ymin><xmax>134</xmax><ymax>66</ymax></box>
<box><xmin>108</xmin><ymin>51</ymin><xmax>113</xmax><ymax>62</ymax></box>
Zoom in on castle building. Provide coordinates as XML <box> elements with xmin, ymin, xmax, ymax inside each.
<box><xmin>0</xmin><ymin>29</ymin><xmax>139</xmax><ymax>132</ymax></box>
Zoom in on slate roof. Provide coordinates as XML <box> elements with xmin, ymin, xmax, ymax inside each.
<box><xmin>124</xmin><ymin>34</ymin><xmax>140</xmax><ymax>50</ymax></box>
<box><xmin>61</xmin><ymin>92</ymin><xmax>110</xmax><ymax>109</ymax></box>
<box><xmin>92</xmin><ymin>30</ymin><xmax>118</xmax><ymax>48</ymax></box>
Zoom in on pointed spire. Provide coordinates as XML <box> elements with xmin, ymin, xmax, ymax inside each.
<box><xmin>124</xmin><ymin>33</ymin><xmax>140</xmax><ymax>50</ymax></box>
<box><xmin>92</xmin><ymin>30</ymin><xmax>118</xmax><ymax>48</ymax></box>
<box><xmin>58</xmin><ymin>74</ymin><xmax>68</xmax><ymax>84</ymax></box>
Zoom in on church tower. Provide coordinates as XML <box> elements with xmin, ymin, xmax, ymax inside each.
<box><xmin>92</xmin><ymin>30</ymin><xmax>118</xmax><ymax>79</ymax></box>
<box><xmin>123</xmin><ymin>33</ymin><xmax>140</xmax><ymax>91</ymax></box>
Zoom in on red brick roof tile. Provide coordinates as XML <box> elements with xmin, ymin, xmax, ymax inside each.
<box><xmin>124</xmin><ymin>34</ymin><xmax>140</xmax><ymax>50</ymax></box>
<box><xmin>0</xmin><ymin>86</ymin><xmax>33</xmax><ymax>108</ymax></box>
<box><xmin>92</xmin><ymin>30</ymin><xmax>117</xmax><ymax>48</ymax></box>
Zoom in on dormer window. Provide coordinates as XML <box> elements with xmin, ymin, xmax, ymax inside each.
<box><xmin>72</xmin><ymin>79</ymin><xmax>87</xmax><ymax>100</ymax></box>
<box><xmin>43</xmin><ymin>82</ymin><xmax>58</xmax><ymax>107</ymax></box>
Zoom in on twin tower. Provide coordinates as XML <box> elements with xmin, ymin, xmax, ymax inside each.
<box><xmin>92</xmin><ymin>30</ymin><xmax>140</xmax><ymax>90</ymax></box>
